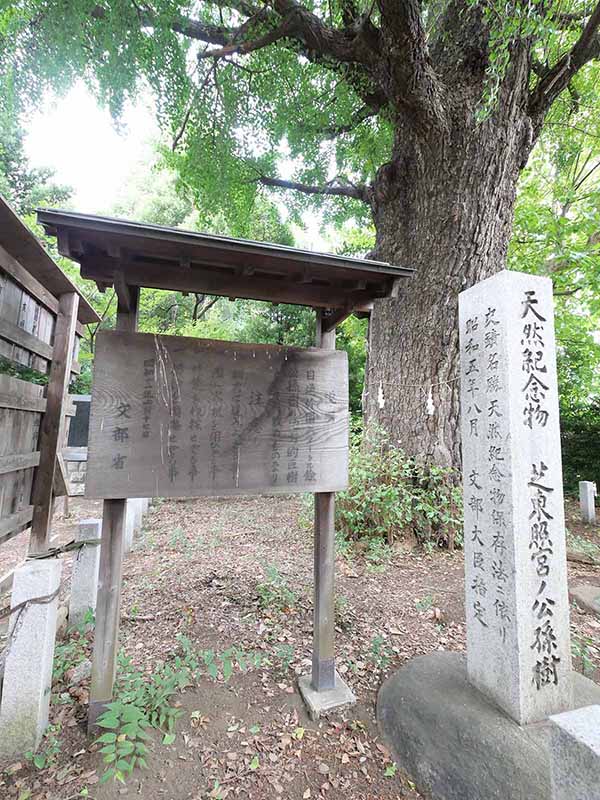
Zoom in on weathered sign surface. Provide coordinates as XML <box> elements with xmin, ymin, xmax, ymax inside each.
<box><xmin>86</xmin><ymin>331</ymin><xmax>349</xmax><ymax>498</ymax></box>
<box><xmin>459</xmin><ymin>270</ymin><xmax>571</xmax><ymax>726</ymax></box>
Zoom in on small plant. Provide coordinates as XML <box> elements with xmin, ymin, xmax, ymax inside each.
<box><xmin>368</xmin><ymin>634</ymin><xmax>394</xmax><ymax>671</ymax></box>
<box><xmin>572</xmin><ymin>632</ymin><xmax>597</xmax><ymax>676</ymax></box>
<box><xmin>169</xmin><ymin>525</ymin><xmax>188</xmax><ymax>550</ymax></box>
<box><xmin>415</xmin><ymin>594</ymin><xmax>435</xmax><ymax>613</ymax></box>
<box><xmin>365</xmin><ymin>538</ymin><xmax>392</xmax><ymax>572</ymax></box>
<box><xmin>567</xmin><ymin>533</ymin><xmax>600</xmax><ymax>560</ymax></box>
<box><xmin>53</xmin><ymin>632</ymin><xmax>88</xmax><ymax>682</ymax></box>
<box><xmin>335</xmin><ymin>594</ymin><xmax>351</xmax><ymax>628</ymax></box>
<box><xmin>335</xmin><ymin>529</ymin><xmax>354</xmax><ymax>560</ymax></box>
<box><xmin>95</xmin><ymin>702</ymin><xmax>151</xmax><ymax>784</ymax></box>
<box><xmin>26</xmin><ymin>723</ymin><xmax>62</xmax><ymax>770</ymax></box>
<box><xmin>275</xmin><ymin>643</ymin><xmax>294</xmax><ymax>672</ymax></box>
<box><xmin>256</xmin><ymin>565</ymin><xmax>297</xmax><ymax>612</ymax></box>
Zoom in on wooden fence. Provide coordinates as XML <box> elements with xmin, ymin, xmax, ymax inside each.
<box><xmin>0</xmin><ymin>197</ymin><xmax>99</xmax><ymax>587</ymax></box>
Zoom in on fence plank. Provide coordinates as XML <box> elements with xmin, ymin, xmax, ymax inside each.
<box><xmin>30</xmin><ymin>292</ymin><xmax>79</xmax><ymax>552</ymax></box>
<box><xmin>0</xmin><ymin>318</ymin><xmax>53</xmax><ymax>361</ymax></box>
<box><xmin>0</xmin><ymin>244</ymin><xmax>60</xmax><ymax>317</ymax></box>
<box><xmin>0</xmin><ymin>505</ymin><xmax>33</xmax><ymax>544</ymax></box>
<box><xmin>0</xmin><ymin>452</ymin><xmax>40</xmax><ymax>475</ymax></box>
<box><xmin>0</xmin><ymin>375</ymin><xmax>46</xmax><ymax>413</ymax></box>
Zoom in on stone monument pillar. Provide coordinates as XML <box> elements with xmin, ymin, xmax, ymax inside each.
<box><xmin>459</xmin><ymin>270</ymin><xmax>572</xmax><ymax>725</ymax></box>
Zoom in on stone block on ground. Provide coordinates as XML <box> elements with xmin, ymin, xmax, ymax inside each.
<box><xmin>377</xmin><ymin>652</ymin><xmax>600</xmax><ymax>800</ymax></box>
<box><xmin>579</xmin><ymin>481</ymin><xmax>597</xmax><ymax>525</ymax></box>
<box><xmin>298</xmin><ymin>672</ymin><xmax>356</xmax><ymax>720</ymax></box>
<box><xmin>570</xmin><ymin>584</ymin><xmax>600</xmax><ymax>617</ymax></box>
<box><xmin>0</xmin><ymin>560</ymin><xmax>62</xmax><ymax>760</ymax></box>
<box><xmin>69</xmin><ymin>519</ymin><xmax>101</xmax><ymax>628</ymax></box>
<box><xmin>549</xmin><ymin>705</ymin><xmax>600</xmax><ymax>799</ymax></box>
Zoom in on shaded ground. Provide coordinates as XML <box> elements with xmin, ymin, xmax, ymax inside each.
<box><xmin>0</xmin><ymin>493</ymin><xmax>598</xmax><ymax>800</ymax></box>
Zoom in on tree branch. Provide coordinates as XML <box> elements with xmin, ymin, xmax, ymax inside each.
<box><xmin>530</xmin><ymin>1</ymin><xmax>600</xmax><ymax>117</ymax></box>
<box><xmin>257</xmin><ymin>174</ymin><xmax>371</xmax><ymax>203</ymax></box>
<box><xmin>376</xmin><ymin>0</ymin><xmax>447</xmax><ymax>130</ymax></box>
<box><xmin>307</xmin><ymin>102</ymin><xmax>383</xmax><ymax>138</ymax></box>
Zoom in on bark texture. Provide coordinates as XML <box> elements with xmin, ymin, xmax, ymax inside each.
<box><xmin>364</xmin><ymin>45</ymin><xmax>535</xmax><ymax>468</ymax></box>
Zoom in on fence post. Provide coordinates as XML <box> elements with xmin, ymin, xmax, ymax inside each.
<box><xmin>69</xmin><ymin>519</ymin><xmax>101</xmax><ymax>627</ymax></box>
<box><xmin>0</xmin><ymin>560</ymin><xmax>62</xmax><ymax>759</ymax></box>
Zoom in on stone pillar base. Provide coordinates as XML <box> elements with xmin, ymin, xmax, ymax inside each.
<box><xmin>298</xmin><ymin>671</ymin><xmax>356</xmax><ymax>720</ymax></box>
<box><xmin>377</xmin><ymin>652</ymin><xmax>600</xmax><ymax>800</ymax></box>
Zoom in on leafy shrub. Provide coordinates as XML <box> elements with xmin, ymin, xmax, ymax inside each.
<box><xmin>560</xmin><ymin>402</ymin><xmax>600</xmax><ymax>494</ymax></box>
<box><xmin>256</xmin><ymin>565</ymin><xmax>297</xmax><ymax>611</ymax></box>
<box><xmin>336</xmin><ymin>428</ymin><xmax>463</xmax><ymax>550</ymax></box>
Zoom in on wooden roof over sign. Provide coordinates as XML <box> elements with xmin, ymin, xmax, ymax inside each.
<box><xmin>37</xmin><ymin>209</ymin><xmax>413</xmax><ymax>328</ymax></box>
<box><xmin>1</xmin><ymin>198</ymin><xmax>99</xmax><ymax>324</ymax></box>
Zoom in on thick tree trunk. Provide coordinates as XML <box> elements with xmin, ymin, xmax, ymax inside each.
<box><xmin>364</xmin><ymin>75</ymin><xmax>535</xmax><ymax>469</ymax></box>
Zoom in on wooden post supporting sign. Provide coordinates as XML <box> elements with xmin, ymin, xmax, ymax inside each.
<box><xmin>88</xmin><ymin>286</ymin><xmax>138</xmax><ymax>732</ymax></box>
<box><xmin>312</xmin><ymin>312</ymin><xmax>337</xmax><ymax>691</ymax></box>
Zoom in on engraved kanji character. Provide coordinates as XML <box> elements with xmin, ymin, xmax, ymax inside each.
<box><xmin>490</xmin><ymin>487</ymin><xmax>505</xmax><ymax>506</ymax></box>
<box><xmin>471</xmin><ymin>525</ymin><xmax>484</xmax><ymax>546</ymax></box>
<box><xmin>532</xmin><ymin>655</ymin><xmax>560</xmax><ymax>690</ymax></box>
<box><xmin>521</xmin><ymin>290</ymin><xmax>546</xmax><ymax>322</ymax></box>
<box><xmin>473</xmin><ymin>552</ymin><xmax>485</xmax><ymax>571</ymax></box>
<box><xmin>466</xmin><ymin>317</ymin><xmax>479</xmax><ymax>334</ymax></box>
<box><xmin>469</xmin><ymin>496</ymin><xmax>484</xmax><ymax>517</ymax></box>
<box><xmin>116</xmin><ymin>402</ymin><xmax>131</xmax><ymax>419</ymax></box>
<box><xmin>112</xmin><ymin>453</ymin><xmax>126</xmax><ymax>470</ymax></box>
<box><xmin>488</xmin><ymin>399</ymin><xmax>502</xmax><ymax>418</ymax></box>
<box><xmin>494</xmin><ymin>598</ymin><xmax>511</xmax><ymax>622</ymax></box>
<box><xmin>489</xmin><ymin>445</ymin><xmax>504</xmax><ymax>462</ymax></box>
<box><xmin>491</xmin><ymin>560</ymin><xmax>508</xmax><ymax>583</ymax></box>
<box><xmin>532</xmin><ymin>595</ymin><xmax>555</xmax><ymax>620</ymax></box>
<box><xmin>485</xmin><ymin>328</ymin><xmax>500</xmax><ymax>348</ymax></box>
<box><xmin>487</xmin><ymin>421</ymin><xmax>501</xmax><ymax>440</ymax></box>
<box><xmin>112</xmin><ymin>426</ymin><xmax>129</xmax><ymax>443</ymax></box>
<box><xmin>473</xmin><ymin>600</ymin><xmax>488</xmax><ymax>627</ymax></box>
<box><xmin>485</xmin><ymin>307</ymin><xmax>499</xmax><ymax>327</ymax></box>
<box><xmin>531</xmin><ymin>620</ymin><xmax>557</xmax><ymax>655</ymax></box>
<box><xmin>469</xmin><ymin>470</ymin><xmax>482</xmax><ymax>490</ymax></box>
<box><xmin>466</xmin><ymin>358</ymin><xmax>480</xmax><ymax>376</ymax></box>
<box><xmin>487</xmin><ymin>352</ymin><xmax>499</xmax><ymax>371</ymax></box>
<box><xmin>471</xmin><ymin>576</ymin><xmax>487</xmax><ymax>597</ymax></box>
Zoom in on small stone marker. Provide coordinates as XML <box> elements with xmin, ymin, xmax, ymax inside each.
<box><xmin>579</xmin><ymin>481</ymin><xmax>597</xmax><ymax>525</ymax></box>
<box><xmin>69</xmin><ymin>519</ymin><xmax>101</xmax><ymax>627</ymax></box>
<box><xmin>549</xmin><ymin>705</ymin><xmax>600</xmax><ymax>799</ymax></box>
<box><xmin>0</xmin><ymin>560</ymin><xmax>62</xmax><ymax>758</ymax></box>
<box><xmin>459</xmin><ymin>270</ymin><xmax>572</xmax><ymax>725</ymax></box>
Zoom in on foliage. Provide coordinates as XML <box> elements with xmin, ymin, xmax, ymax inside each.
<box><xmin>256</xmin><ymin>565</ymin><xmax>297</xmax><ymax>612</ymax></box>
<box><xmin>0</xmin><ymin>109</ymin><xmax>70</xmax><ymax>216</ymax></box>
<box><xmin>509</xmin><ymin>68</ymin><xmax>600</xmax><ymax>480</ymax></box>
<box><xmin>95</xmin><ymin>702</ymin><xmax>151</xmax><ymax>785</ymax></box>
<box><xmin>367</xmin><ymin>635</ymin><xmax>394</xmax><ymax>671</ymax></box>
<box><xmin>559</xmin><ymin>403</ymin><xmax>600</xmax><ymax>493</ymax></box>
<box><xmin>25</xmin><ymin>724</ymin><xmax>62</xmax><ymax>771</ymax></box>
<box><xmin>0</xmin><ymin>356</ymin><xmax>48</xmax><ymax>386</ymax></box>
<box><xmin>572</xmin><ymin>632</ymin><xmax>597</xmax><ymax>677</ymax></box>
<box><xmin>567</xmin><ymin>532</ymin><xmax>600</xmax><ymax>559</ymax></box>
<box><xmin>336</xmin><ymin>428</ymin><xmax>463</xmax><ymax>550</ymax></box>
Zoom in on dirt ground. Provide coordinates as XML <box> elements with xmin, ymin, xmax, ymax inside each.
<box><xmin>1</xmin><ymin>494</ymin><xmax>599</xmax><ymax>800</ymax></box>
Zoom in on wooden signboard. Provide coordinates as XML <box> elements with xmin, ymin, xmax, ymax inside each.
<box><xmin>86</xmin><ymin>331</ymin><xmax>349</xmax><ymax>498</ymax></box>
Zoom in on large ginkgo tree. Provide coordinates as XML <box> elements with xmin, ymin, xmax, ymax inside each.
<box><xmin>2</xmin><ymin>0</ymin><xmax>600</xmax><ymax>467</ymax></box>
